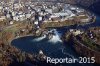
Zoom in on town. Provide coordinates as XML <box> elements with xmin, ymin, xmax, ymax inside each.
<box><xmin>0</xmin><ymin>0</ymin><xmax>93</xmax><ymax>29</ymax></box>
<box><xmin>0</xmin><ymin>0</ymin><xmax>99</xmax><ymax>66</ymax></box>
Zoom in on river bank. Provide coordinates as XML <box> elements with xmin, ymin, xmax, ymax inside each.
<box><xmin>0</xmin><ymin>1</ymin><xmax>100</xmax><ymax>66</ymax></box>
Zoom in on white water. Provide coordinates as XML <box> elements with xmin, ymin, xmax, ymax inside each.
<box><xmin>33</xmin><ymin>35</ymin><xmax>46</xmax><ymax>41</ymax></box>
<box><xmin>48</xmin><ymin>29</ymin><xmax>62</xmax><ymax>43</ymax></box>
<box><xmin>33</xmin><ymin>29</ymin><xmax>62</xmax><ymax>43</ymax></box>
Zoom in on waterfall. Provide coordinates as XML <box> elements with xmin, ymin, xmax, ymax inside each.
<box><xmin>48</xmin><ymin>29</ymin><xmax>62</xmax><ymax>43</ymax></box>
<box><xmin>33</xmin><ymin>29</ymin><xmax>62</xmax><ymax>43</ymax></box>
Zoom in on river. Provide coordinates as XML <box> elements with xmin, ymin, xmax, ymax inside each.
<box><xmin>11</xmin><ymin>6</ymin><xmax>100</xmax><ymax>66</ymax></box>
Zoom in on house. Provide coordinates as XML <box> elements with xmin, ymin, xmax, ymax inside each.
<box><xmin>72</xmin><ymin>30</ymin><xmax>84</xmax><ymax>36</ymax></box>
<box><xmin>45</xmin><ymin>9</ymin><xmax>52</xmax><ymax>13</ymax></box>
<box><xmin>9</xmin><ymin>21</ymin><xmax>14</xmax><ymax>25</ymax></box>
<box><xmin>12</xmin><ymin>12</ymin><xmax>16</xmax><ymax>16</ymax></box>
<box><xmin>13</xmin><ymin>16</ymin><xmax>19</xmax><ymax>21</ymax></box>
<box><xmin>38</xmin><ymin>16</ymin><xmax>42</xmax><ymax>21</ymax></box>
<box><xmin>0</xmin><ymin>16</ymin><xmax>6</xmax><ymax>21</ymax></box>
<box><xmin>0</xmin><ymin>6</ymin><xmax>3</xmax><ymax>10</ymax></box>
<box><xmin>34</xmin><ymin>21</ymin><xmax>38</xmax><ymax>25</ymax></box>
<box><xmin>6</xmin><ymin>14</ymin><xmax>11</xmax><ymax>18</ymax></box>
<box><xmin>25</xmin><ymin>13</ymin><xmax>31</xmax><ymax>18</ymax></box>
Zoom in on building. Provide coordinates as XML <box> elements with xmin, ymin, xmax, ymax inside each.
<box><xmin>0</xmin><ymin>16</ymin><xmax>6</xmax><ymax>21</ymax></box>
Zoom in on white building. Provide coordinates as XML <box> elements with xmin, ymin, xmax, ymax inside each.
<box><xmin>6</xmin><ymin>14</ymin><xmax>11</xmax><ymax>18</ymax></box>
<box><xmin>13</xmin><ymin>16</ymin><xmax>19</xmax><ymax>21</ymax></box>
<box><xmin>12</xmin><ymin>12</ymin><xmax>16</xmax><ymax>16</ymax></box>
<box><xmin>0</xmin><ymin>6</ymin><xmax>3</xmax><ymax>10</ymax></box>
<box><xmin>26</xmin><ymin>14</ymin><xmax>31</xmax><ymax>18</ymax></box>
<box><xmin>19</xmin><ymin>15</ymin><xmax>25</xmax><ymax>21</ymax></box>
<box><xmin>34</xmin><ymin>21</ymin><xmax>38</xmax><ymax>25</ymax></box>
<box><xmin>0</xmin><ymin>16</ymin><xmax>6</xmax><ymax>21</ymax></box>
<box><xmin>72</xmin><ymin>30</ymin><xmax>84</xmax><ymax>36</ymax></box>
<box><xmin>39</xmin><ymin>16</ymin><xmax>42</xmax><ymax>21</ymax></box>
<box><xmin>51</xmin><ymin>12</ymin><xmax>69</xmax><ymax>18</ymax></box>
<box><xmin>45</xmin><ymin>9</ymin><xmax>52</xmax><ymax>13</ymax></box>
<box><xmin>9</xmin><ymin>21</ymin><xmax>14</xmax><ymax>25</ymax></box>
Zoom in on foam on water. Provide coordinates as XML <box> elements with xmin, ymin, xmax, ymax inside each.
<box><xmin>33</xmin><ymin>35</ymin><xmax>46</xmax><ymax>41</ymax></box>
<box><xmin>48</xmin><ymin>29</ymin><xmax>62</xmax><ymax>43</ymax></box>
<box><xmin>32</xmin><ymin>29</ymin><xmax>62</xmax><ymax>43</ymax></box>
